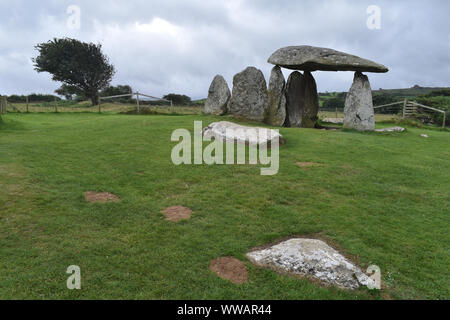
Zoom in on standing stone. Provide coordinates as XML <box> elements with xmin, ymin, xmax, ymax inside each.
<box><xmin>284</xmin><ymin>71</ymin><xmax>305</xmax><ymax>127</ymax></box>
<box><xmin>204</xmin><ymin>75</ymin><xmax>231</xmax><ymax>115</ymax></box>
<box><xmin>228</xmin><ymin>67</ymin><xmax>269</xmax><ymax>122</ymax></box>
<box><xmin>302</xmin><ymin>71</ymin><xmax>320</xmax><ymax>128</ymax></box>
<box><xmin>267</xmin><ymin>66</ymin><xmax>287</xmax><ymax>126</ymax></box>
<box><xmin>344</xmin><ymin>72</ymin><xmax>375</xmax><ymax>131</ymax></box>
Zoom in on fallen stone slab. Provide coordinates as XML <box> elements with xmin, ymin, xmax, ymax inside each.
<box><xmin>247</xmin><ymin>238</ymin><xmax>375</xmax><ymax>290</ymax></box>
<box><xmin>268</xmin><ymin>45</ymin><xmax>389</xmax><ymax>73</ymax></box>
<box><xmin>202</xmin><ymin>121</ymin><xmax>286</xmax><ymax>146</ymax></box>
<box><xmin>375</xmin><ymin>127</ymin><xmax>405</xmax><ymax>133</ymax></box>
<box><xmin>210</xmin><ymin>257</ymin><xmax>248</xmax><ymax>285</ymax></box>
<box><xmin>322</xmin><ymin>118</ymin><xmax>344</xmax><ymax>124</ymax></box>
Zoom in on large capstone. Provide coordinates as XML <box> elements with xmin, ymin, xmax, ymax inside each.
<box><xmin>228</xmin><ymin>67</ymin><xmax>269</xmax><ymax>122</ymax></box>
<box><xmin>302</xmin><ymin>71</ymin><xmax>320</xmax><ymax>128</ymax></box>
<box><xmin>344</xmin><ymin>72</ymin><xmax>375</xmax><ymax>131</ymax></box>
<box><xmin>284</xmin><ymin>71</ymin><xmax>305</xmax><ymax>127</ymax></box>
<box><xmin>204</xmin><ymin>75</ymin><xmax>231</xmax><ymax>115</ymax></box>
<box><xmin>247</xmin><ymin>238</ymin><xmax>375</xmax><ymax>290</ymax></box>
<box><xmin>267</xmin><ymin>66</ymin><xmax>287</xmax><ymax>126</ymax></box>
<box><xmin>268</xmin><ymin>46</ymin><xmax>389</xmax><ymax>73</ymax></box>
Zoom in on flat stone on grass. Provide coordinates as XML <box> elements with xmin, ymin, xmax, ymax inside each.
<box><xmin>322</xmin><ymin>118</ymin><xmax>344</xmax><ymax>124</ymax></box>
<box><xmin>209</xmin><ymin>257</ymin><xmax>248</xmax><ymax>285</ymax></box>
<box><xmin>375</xmin><ymin>127</ymin><xmax>405</xmax><ymax>133</ymax></box>
<box><xmin>247</xmin><ymin>238</ymin><xmax>375</xmax><ymax>290</ymax></box>
<box><xmin>84</xmin><ymin>191</ymin><xmax>120</xmax><ymax>203</ymax></box>
<box><xmin>162</xmin><ymin>206</ymin><xmax>193</xmax><ymax>222</ymax></box>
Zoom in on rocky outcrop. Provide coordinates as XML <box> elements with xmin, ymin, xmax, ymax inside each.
<box><xmin>267</xmin><ymin>66</ymin><xmax>287</xmax><ymax>126</ymax></box>
<box><xmin>247</xmin><ymin>238</ymin><xmax>375</xmax><ymax>290</ymax></box>
<box><xmin>202</xmin><ymin>121</ymin><xmax>285</xmax><ymax>146</ymax></box>
<box><xmin>343</xmin><ymin>72</ymin><xmax>375</xmax><ymax>131</ymax></box>
<box><xmin>268</xmin><ymin>45</ymin><xmax>389</xmax><ymax>73</ymax></box>
<box><xmin>228</xmin><ymin>67</ymin><xmax>269</xmax><ymax>122</ymax></box>
<box><xmin>204</xmin><ymin>75</ymin><xmax>231</xmax><ymax>115</ymax></box>
<box><xmin>284</xmin><ymin>71</ymin><xmax>305</xmax><ymax>127</ymax></box>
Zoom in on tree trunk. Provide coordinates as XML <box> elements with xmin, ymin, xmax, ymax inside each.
<box><xmin>88</xmin><ymin>90</ymin><xmax>100</xmax><ymax>106</ymax></box>
<box><xmin>92</xmin><ymin>95</ymin><xmax>99</xmax><ymax>106</ymax></box>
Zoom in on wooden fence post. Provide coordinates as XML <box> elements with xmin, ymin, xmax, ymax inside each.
<box><xmin>136</xmin><ymin>92</ymin><xmax>140</xmax><ymax>114</ymax></box>
<box><xmin>443</xmin><ymin>112</ymin><xmax>446</xmax><ymax>129</ymax></box>
<box><xmin>26</xmin><ymin>96</ymin><xmax>29</xmax><ymax>113</ymax></box>
<box><xmin>1</xmin><ymin>96</ymin><xmax>7</xmax><ymax>114</ymax></box>
<box><xmin>402</xmin><ymin>99</ymin><xmax>407</xmax><ymax>119</ymax></box>
<box><xmin>54</xmin><ymin>97</ymin><xmax>58</xmax><ymax>113</ymax></box>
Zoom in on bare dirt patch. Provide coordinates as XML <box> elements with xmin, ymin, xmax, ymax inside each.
<box><xmin>84</xmin><ymin>191</ymin><xmax>120</xmax><ymax>203</ymax></box>
<box><xmin>297</xmin><ymin>162</ymin><xmax>323</xmax><ymax>169</ymax></box>
<box><xmin>209</xmin><ymin>257</ymin><xmax>248</xmax><ymax>285</ymax></box>
<box><xmin>162</xmin><ymin>206</ymin><xmax>193</xmax><ymax>222</ymax></box>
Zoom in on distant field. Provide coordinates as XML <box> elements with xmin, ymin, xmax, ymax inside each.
<box><xmin>0</xmin><ymin>112</ymin><xmax>449</xmax><ymax>299</ymax></box>
<box><xmin>372</xmin><ymin>86</ymin><xmax>450</xmax><ymax>97</ymax></box>
<box><xmin>6</xmin><ymin>101</ymin><xmax>204</xmax><ymax>115</ymax></box>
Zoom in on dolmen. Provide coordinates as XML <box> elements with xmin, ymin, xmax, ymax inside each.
<box><xmin>205</xmin><ymin>45</ymin><xmax>389</xmax><ymax>131</ymax></box>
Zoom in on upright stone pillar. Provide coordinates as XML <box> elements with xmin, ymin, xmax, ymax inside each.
<box><xmin>228</xmin><ymin>67</ymin><xmax>269</xmax><ymax>122</ymax></box>
<box><xmin>267</xmin><ymin>66</ymin><xmax>286</xmax><ymax>126</ymax></box>
<box><xmin>302</xmin><ymin>71</ymin><xmax>320</xmax><ymax>128</ymax></box>
<box><xmin>204</xmin><ymin>75</ymin><xmax>231</xmax><ymax>115</ymax></box>
<box><xmin>285</xmin><ymin>71</ymin><xmax>305</xmax><ymax>127</ymax></box>
<box><xmin>344</xmin><ymin>72</ymin><xmax>375</xmax><ymax>131</ymax></box>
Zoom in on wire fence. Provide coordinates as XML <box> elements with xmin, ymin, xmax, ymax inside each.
<box><xmin>319</xmin><ymin>99</ymin><xmax>446</xmax><ymax>128</ymax></box>
<box><xmin>0</xmin><ymin>95</ymin><xmax>204</xmax><ymax>115</ymax></box>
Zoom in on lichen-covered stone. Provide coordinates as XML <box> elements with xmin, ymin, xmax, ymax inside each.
<box><xmin>343</xmin><ymin>72</ymin><xmax>375</xmax><ymax>131</ymax></box>
<box><xmin>204</xmin><ymin>75</ymin><xmax>231</xmax><ymax>115</ymax></box>
<box><xmin>267</xmin><ymin>66</ymin><xmax>286</xmax><ymax>126</ymax></box>
<box><xmin>247</xmin><ymin>238</ymin><xmax>375</xmax><ymax>289</ymax></box>
<box><xmin>228</xmin><ymin>67</ymin><xmax>269</xmax><ymax>122</ymax></box>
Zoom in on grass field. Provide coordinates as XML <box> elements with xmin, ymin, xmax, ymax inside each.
<box><xmin>0</xmin><ymin>113</ymin><xmax>449</xmax><ymax>300</ymax></box>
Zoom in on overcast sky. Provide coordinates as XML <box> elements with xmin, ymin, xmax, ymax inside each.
<box><xmin>0</xmin><ymin>0</ymin><xmax>449</xmax><ymax>99</ymax></box>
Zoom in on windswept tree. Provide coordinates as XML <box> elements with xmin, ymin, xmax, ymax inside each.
<box><xmin>33</xmin><ymin>38</ymin><xmax>115</xmax><ymax>105</ymax></box>
<box><xmin>163</xmin><ymin>94</ymin><xmax>192</xmax><ymax>105</ymax></box>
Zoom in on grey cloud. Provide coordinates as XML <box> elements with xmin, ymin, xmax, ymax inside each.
<box><xmin>0</xmin><ymin>0</ymin><xmax>449</xmax><ymax>99</ymax></box>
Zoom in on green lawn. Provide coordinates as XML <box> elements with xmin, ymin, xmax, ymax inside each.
<box><xmin>0</xmin><ymin>113</ymin><xmax>449</xmax><ymax>300</ymax></box>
